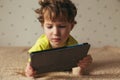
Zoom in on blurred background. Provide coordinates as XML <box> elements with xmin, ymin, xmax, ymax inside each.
<box><xmin>0</xmin><ymin>0</ymin><xmax>120</xmax><ymax>47</ymax></box>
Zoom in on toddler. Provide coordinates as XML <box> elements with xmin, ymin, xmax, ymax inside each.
<box><xmin>25</xmin><ymin>0</ymin><xmax>92</xmax><ymax>77</ymax></box>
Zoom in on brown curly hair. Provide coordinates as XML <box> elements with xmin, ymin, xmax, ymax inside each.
<box><xmin>35</xmin><ymin>0</ymin><xmax>77</xmax><ymax>26</ymax></box>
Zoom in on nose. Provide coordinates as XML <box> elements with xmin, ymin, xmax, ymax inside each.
<box><xmin>53</xmin><ymin>27</ymin><xmax>60</xmax><ymax>36</ymax></box>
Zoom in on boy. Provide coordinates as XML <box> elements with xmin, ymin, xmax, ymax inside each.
<box><xmin>25</xmin><ymin>0</ymin><xmax>92</xmax><ymax>77</ymax></box>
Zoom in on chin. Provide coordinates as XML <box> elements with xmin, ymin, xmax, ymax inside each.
<box><xmin>55</xmin><ymin>44</ymin><xmax>65</xmax><ymax>48</ymax></box>
<box><xmin>51</xmin><ymin>41</ymin><xmax>64</xmax><ymax>48</ymax></box>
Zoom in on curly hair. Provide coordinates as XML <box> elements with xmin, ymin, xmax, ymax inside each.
<box><xmin>35</xmin><ymin>0</ymin><xmax>77</xmax><ymax>26</ymax></box>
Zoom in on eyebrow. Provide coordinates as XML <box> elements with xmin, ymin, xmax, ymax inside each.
<box><xmin>45</xmin><ymin>24</ymin><xmax>67</xmax><ymax>26</ymax></box>
<box><xmin>45</xmin><ymin>23</ymin><xmax>52</xmax><ymax>25</ymax></box>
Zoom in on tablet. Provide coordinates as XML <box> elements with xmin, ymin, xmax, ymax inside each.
<box><xmin>30</xmin><ymin>43</ymin><xmax>90</xmax><ymax>74</ymax></box>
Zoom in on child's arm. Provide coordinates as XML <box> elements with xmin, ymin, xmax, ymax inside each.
<box><xmin>25</xmin><ymin>62</ymin><xmax>36</xmax><ymax>77</ymax></box>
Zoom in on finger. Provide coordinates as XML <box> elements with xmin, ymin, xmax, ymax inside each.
<box><xmin>79</xmin><ymin>63</ymin><xmax>88</xmax><ymax>69</ymax></box>
<box><xmin>79</xmin><ymin>59</ymin><xmax>92</xmax><ymax>65</ymax></box>
<box><xmin>78</xmin><ymin>60</ymin><xmax>92</xmax><ymax>68</ymax></box>
<box><xmin>81</xmin><ymin>55</ymin><xmax>93</xmax><ymax>63</ymax></box>
<box><xmin>83</xmin><ymin>55</ymin><xmax>92</xmax><ymax>61</ymax></box>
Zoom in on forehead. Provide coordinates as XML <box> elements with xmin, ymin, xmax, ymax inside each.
<box><xmin>44</xmin><ymin>17</ymin><xmax>69</xmax><ymax>24</ymax></box>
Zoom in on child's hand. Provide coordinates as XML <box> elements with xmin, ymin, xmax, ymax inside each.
<box><xmin>25</xmin><ymin>62</ymin><xmax>36</xmax><ymax>77</ymax></box>
<box><xmin>78</xmin><ymin>55</ymin><xmax>92</xmax><ymax>69</ymax></box>
<box><xmin>77</xmin><ymin>55</ymin><xmax>92</xmax><ymax>74</ymax></box>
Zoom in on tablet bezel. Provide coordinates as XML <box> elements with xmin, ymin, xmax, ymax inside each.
<box><xmin>30</xmin><ymin>43</ymin><xmax>90</xmax><ymax>74</ymax></box>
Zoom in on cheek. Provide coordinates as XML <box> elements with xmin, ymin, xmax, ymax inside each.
<box><xmin>45</xmin><ymin>32</ymin><xmax>51</xmax><ymax>41</ymax></box>
<box><xmin>44</xmin><ymin>27</ymin><xmax>50</xmax><ymax>34</ymax></box>
<box><xmin>44</xmin><ymin>28</ymin><xmax>51</xmax><ymax>38</ymax></box>
<box><xmin>62</xmin><ymin>29</ymin><xmax>71</xmax><ymax>38</ymax></box>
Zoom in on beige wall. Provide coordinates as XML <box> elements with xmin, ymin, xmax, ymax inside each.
<box><xmin>0</xmin><ymin>0</ymin><xmax>120</xmax><ymax>47</ymax></box>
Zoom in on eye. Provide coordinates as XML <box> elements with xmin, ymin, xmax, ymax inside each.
<box><xmin>47</xmin><ymin>26</ymin><xmax>53</xmax><ymax>29</ymax></box>
<box><xmin>58</xmin><ymin>26</ymin><xmax>66</xmax><ymax>28</ymax></box>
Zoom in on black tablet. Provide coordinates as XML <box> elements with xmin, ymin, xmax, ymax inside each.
<box><xmin>30</xmin><ymin>43</ymin><xmax>90</xmax><ymax>74</ymax></box>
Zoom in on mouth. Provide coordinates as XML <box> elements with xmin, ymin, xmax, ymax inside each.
<box><xmin>52</xmin><ymin>38</ymin><xmax>61</xmax><ymax>42</ymax></box>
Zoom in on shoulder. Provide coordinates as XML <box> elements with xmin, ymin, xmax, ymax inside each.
<box><xmin>67</xmin><ymin>35</ymin><xmax>78</xmax><ymax>46</ymax></box>
<box><xmin>36</xmin><ymin>34</ymin><xmax>48</xmax><ymax>43</ymax></box>
<box><xmin>28</xmin><ymin>34</ymin><xmax>51</xmax><ymax>53</ymax></box>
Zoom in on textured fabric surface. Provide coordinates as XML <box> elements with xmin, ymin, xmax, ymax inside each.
<box><xmin>0</xmin><ymin>46</ymin><xmax>120</xmax><ymax>80</ymax></box>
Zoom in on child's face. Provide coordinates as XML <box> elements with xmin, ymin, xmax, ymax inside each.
<box><xmin>43</xmin><ymin>19</ymin><xmax>74</xmax><ymax>48</ymax></box>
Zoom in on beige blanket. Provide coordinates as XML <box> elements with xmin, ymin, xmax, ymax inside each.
<box><xmin>0</xmin><ymin>46</ymin><xmax>120</xmax><ymax>80</ymax></box>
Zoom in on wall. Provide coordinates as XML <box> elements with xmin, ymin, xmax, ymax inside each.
<box><xmin>0</xmin><ymin>0</ymin><xmax>120</xmax><ymax>47</ymax></box>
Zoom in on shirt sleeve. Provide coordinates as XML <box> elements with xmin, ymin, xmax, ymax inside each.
<box><xmin>28</xmin><ymin>39</ymin><xmax>43</xmax><ymax>62</ymax></box>
<box><xmin>27</xmin><ymin>34</ymin><xmax>50</xmax><ymax>62</ymax></box>
<box><xmin>28</xmin><ymin>34</ymin><xmax>50</xmax><ymax>53</ymax></box>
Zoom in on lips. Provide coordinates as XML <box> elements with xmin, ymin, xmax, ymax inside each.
<box><xmin>52</xmin><ymin>38</ymin><xmax>61</xmax><ymax>42</ymax></box>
